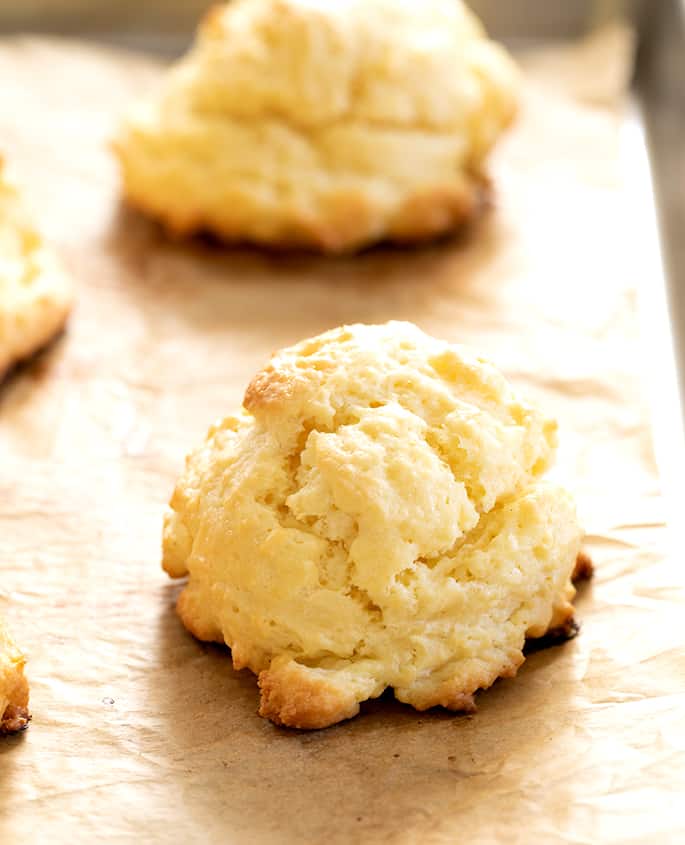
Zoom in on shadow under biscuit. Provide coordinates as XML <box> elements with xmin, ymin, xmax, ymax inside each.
<box><xmin>145</xmin><ymin>575</ymin><xmax>590</xmax><ymax>844</ymax></box>
<box><xmin>0</xmin><ymin>328</ymin><xmax>68</xmax><ymax>401</ymax></box>
<box><xmin>0</xmin><ymin>707</ymin><xmax>30</xmax><ymax>804</ymax></box>
<box><xmin>0</xmin><ymin>725</ymin><xmax>29</xmax><ymax>813</ymax></box>
<box><xmin>103</xmin><ymin>200</ymin><xmax>502</xmax><ymax>341</ymax></box>
<box><xmin>110</xmin><ymin>182</ymin><xmax>492</xmax><ymax>260</ymax></box>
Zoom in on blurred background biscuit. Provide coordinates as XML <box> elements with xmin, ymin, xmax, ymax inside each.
<box><xmin>115</xmin><ymin>0</ymin><xmax>519</xmax><ymax>252</ymax></box>
<box><xmin>0</xmin><ymin>160</ymin><xmax>73</xmax><ymax>380</ymax></box>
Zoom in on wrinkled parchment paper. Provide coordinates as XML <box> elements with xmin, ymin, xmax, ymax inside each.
<box><xmin>1</xmin><ymin>27</ymin><xmax>684</xmax><ymax>844</ymax></box>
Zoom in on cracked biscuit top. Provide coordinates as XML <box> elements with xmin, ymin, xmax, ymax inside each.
<box><xmin>115</xmin><ymin>0</ymin><xmax>519</xmax><ymax>252</ymax></box>
<box><xmin>163</xmin><ymin>322</ymin><xmax>582</xmax><ymax>728</ymax></box>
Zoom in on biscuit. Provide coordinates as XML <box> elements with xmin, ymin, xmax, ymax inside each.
<box><xmin>0</xmin><ymin>617</ymin><xmax>29</xmax><ymax>734</ymax></box>
<box><xmin>0</xmin><ymin>160</ymin><xmax>73</xmax><ymax>379</ymax></box>
<box><xmin>163</xmin><ymin>322</ymin><xmax>584</xmax><ymax>729</ymax></box>
<box><xmin>115</xmin><ymin>0</ymin><xmax>519</xmax><ymax>252</ymax></box>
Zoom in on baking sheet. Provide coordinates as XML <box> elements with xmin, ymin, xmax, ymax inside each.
<box><xmin>1</xmin><ymin>26</ymin><xmax>684</xmax><ymax>844</ymax></box>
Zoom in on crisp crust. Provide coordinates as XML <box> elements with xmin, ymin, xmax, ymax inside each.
<box><xmin>243</xmin><ymin>363</ymin><xmax>301</xmax><ymax>412</ymax></box>
<box><xmin>115</xmin><ymin>0</ymin><xmax>517</xmax><ymax>252</ymax></box>
<box><xmin>572</xmin><ymin>550</ymin><xmax>594</xmax><ymax>582</ymax></box>
<box><xmin>258</xmin><ymin>659</ymin><xmax>362</xmax><ymax>730</ymax></box>
<box><xmin>176</xmin><ymin>587</ymin><xmax>224</xmax><ymax>644</ymax></box>
<box><xmin>525</xmin><ymin>551</ymin><xmax>593</xmax><ymax>650</ymax></box>
<box><xmin>0</xmin><ymin>618</ymin><xmax>30</xmax><ymax>735</ymax></box>
<box><xmin>1</xmin><ymin>702</ymin><xmax>30</xmax><ymax>734</ymax></box>
<box><xmin>543</xmin><ymin>582</ymin><xmax>577</xmax><ymax>636</ymax></box>
<box><xmin>0</xmin><ymin>159</ymin><xmax>73</xmax><ymax>378</ymax></box>
<box><xmin>398</xmin><ymin>652</ymin><xmax>524</xmax><ymax>714</ymax></box>
<box><xmin>163</xmin><ymin>322</ymin><xmax>584</xmax><ymax>729</ymax></box>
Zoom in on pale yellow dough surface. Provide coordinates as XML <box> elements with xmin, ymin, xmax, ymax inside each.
<box><xmin>0</xmin><ymin>616</ymin><xmax>29</xmax><ymax>734</ymax></box>
<box><xmin>163</xmin><ymin>322</ymin><xmax>582</xmax><ymax>728</ymax></box>
<box><xmin>0</xmin><ymin>160</ymin><xmax>73</xmax><ymax>378</ymax></box>
<box><xmin>115</xmin><ymin>0</ymin><xmax>519</xmax><ymax>252</ymax></box>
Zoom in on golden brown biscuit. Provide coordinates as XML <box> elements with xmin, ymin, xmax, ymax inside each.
<box><xmin>0</xmin><ymin>616</ymin><xmax>29</xmax><ymax>735</ymax></box>
<box><xmin>115</xmin><ymin>0</ymin><xmax>519</xmax><ymax>252</ymax></box>
<box><xmin>163</xmin><ymin>322</ymin><xmax>584</xmax><ymax>729</ymax></box>
<box><xmin>0</xmin><ymin>159</ymin><xmax>73</xmax><ymax>379</ymax></box>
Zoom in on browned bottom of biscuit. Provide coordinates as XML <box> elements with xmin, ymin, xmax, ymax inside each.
<box><xmin>1</xmin><ymin>703</ymin><xmax>30</xmax><ymax>735</ymax></box>
<box><xmin>122</xmin><ymin>172</ymin><xmax>491</xmax><ymax>255</ymax></box>
<box><xmin>524</xmin><ymin>551</ymin><xmax>593</xmax><ymax>655</ymax></box>
<box><xmin>572</xmin><ymin>550</ymin><xmax>594</xmax><ymax>583</ymax></box>
<box><xmin>178</xmin><ymin>550</ymin><xmax>595</xmax><ymax>730</ymax></box>
<box><xmin>524</xmin><ymin>616</ymin><xmax>580</xmax><ymax>655</ymax></box>
<box><xmin>258</xmin><ymin>660</ymin><xmax>363</xmax><ymax>730</ymax></box>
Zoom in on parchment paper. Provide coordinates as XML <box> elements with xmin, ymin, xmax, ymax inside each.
<box><xmin>1</xmin><ymin>27</ymin><xmax>684</xmax><ymax>844</ymax></box>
